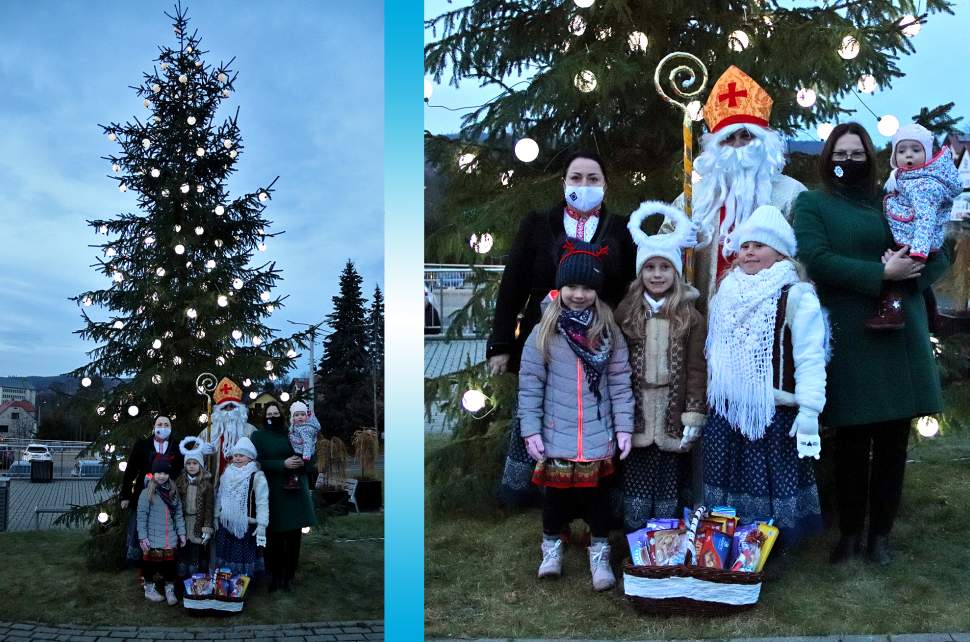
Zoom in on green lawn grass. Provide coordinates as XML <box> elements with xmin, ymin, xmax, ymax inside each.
<box><xmin>425</xmin><ymin>430</ymin><xmax>970</xmax><ymax>639</ymax></box>
<box><xmin>0</xmin><ymin>512</ymin><xmax>383</xmax><ymax>625</ymax></box>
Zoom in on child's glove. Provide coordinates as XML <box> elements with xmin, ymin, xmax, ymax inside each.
<box><xmin>139</xmin><ymin>538</ymin><xmax>151</xmax><ymax>553</ymax></box>
<box><xmin>789</xmin><ymin>409</ymin><xmax>821</xmax><ymax>459</ymax></box>
<box><xmin>616</xmin><ymin>432</ymin><xmax>632</xmax><ymax>460</ymax></box>
<box><xmin>680</xmin><ymin>425</ymin><xmax>702</xmax><ymax>451</ymax></box>
<box><xmin>201</xmin><ymin>441</ymin><xmax>217</xmax><ymax>455</ymax></box>
<box><xmin>523</xmin><ymin>434</ymin><xmax>545</xmax><ymax>462</ymax></box>
<box><xmin>255</xmin><ymin>525</ymin><xmax>267</xmax><ymax>548</ymax></box>
<box><xmin>201</xmin><ymin>528</ymin><xmax>212</xmax><ymax>544</ymax></box>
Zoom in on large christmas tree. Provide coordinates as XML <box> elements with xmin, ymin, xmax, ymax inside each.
<box><xmin>63</xmin><ymin>5</ymin><xmax>313</xmax><ymax>561</ymax></box>
<box><xmin>424</xmin><ymin>0</ymin><xmax>956</xmax><ymax>513</ymax></box>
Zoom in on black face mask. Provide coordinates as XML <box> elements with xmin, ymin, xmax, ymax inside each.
<box><xmin>831</xmin><ymin>159</ymin><xmax>870</xmax><ymax>186</ymax></box>
<box><xmin>264</xmin><ymin>417</ymin><xmax>280</xmax><ymax>430</ymax></box>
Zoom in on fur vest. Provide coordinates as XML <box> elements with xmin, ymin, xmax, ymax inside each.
<box><xmin>624</xmin><ymin>287</ymin><xmax>707</xmax><ymax>452</ymax></box>
<box><xmin>175</xmin><ymin>470</ymin><xmax>214</xmax><ymax>543</ymax></box>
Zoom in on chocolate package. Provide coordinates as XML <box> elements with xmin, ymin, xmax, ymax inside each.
<box><xmin>626</xmin><ymin>528</ymin><xmax>651</xmax><ymax>566</ymax></box>
<box><xmin>648</xmin><ymin>528</ymin><xmax>688</xmax><ymax>566</ymax></box>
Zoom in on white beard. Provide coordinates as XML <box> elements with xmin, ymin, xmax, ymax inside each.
<box><xmin>693</xmin><ymin>134</ymin><xmax>782</xmax><ymax>258</ymax></box>
<box><xmin>211</xmin><ymin>403</ymin><xmax>249</xmax><ymax>459</ymax></box>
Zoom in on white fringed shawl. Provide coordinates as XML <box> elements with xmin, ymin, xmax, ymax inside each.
<box><xmin>706</xmin><ymin>261</ymin><xmax>800</xmax><ymax>440</ymax></box>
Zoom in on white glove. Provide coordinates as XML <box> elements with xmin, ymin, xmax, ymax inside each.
<box><xmin>616</xmin><ymin>432</ymin><xmax>632</xmax><ymax>460</ymax></box>
<box><xmin>680</xmin><ymin>424</ymin><xmax>702</xmax><ymax>451</ymax></box>
<box><xmin>790</xmin><ymin>409</ymin><xmax>821</xmax><ymax>459</ymax></box>
<box><xmin>255</xmin><ymin>525</ymin><xmax>267</xmax><ymax>548</ymax></box>
<box><xmin>201</xmin><ymin>442</ymin><xmax>217</xmax><ymax>456</ymax></box>
<box><xmin>692</xmin><ymin>220</ymin><xmax>714</xmax><ymax>249</ymax></box>
<box><xmin>523</xmin><ymin>434</ymin><xmax>545</xmax><ymax>462</ymax></box>
<box><xmin>201</xmin><ymin>528</ymin><xmax>212</xmax><ymax>544</ymax></box>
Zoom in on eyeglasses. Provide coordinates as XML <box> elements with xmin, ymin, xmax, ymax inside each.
<box><xmin>832</xmin><ymin>151</ymin><xmax>867</xmax><ymax>161</ymax></box>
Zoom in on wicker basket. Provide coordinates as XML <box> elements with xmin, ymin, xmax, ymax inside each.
<box><xmin>623</xmin><ymin>559</ymin><xmax>764</xmax><ymax>615</ymax></box>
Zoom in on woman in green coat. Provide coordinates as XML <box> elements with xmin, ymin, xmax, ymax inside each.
<box><xmin>792</xmin><ymin>122</ymin><xmax>951</xmax><ymax>567</ymax></box>
<box><xmin>251</xmin><ymin>401</ymin><xmax>317</xmax><ymax>591</ymax></box>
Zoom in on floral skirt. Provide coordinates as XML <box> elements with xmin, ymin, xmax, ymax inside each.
<box><xmin>703</xmin><ymin>406</ymin><xmax>822</xmax><ymax>545</ymax></box>
<box><xmin>621</xmin><ymin>444</ymin><xmax>690</xmax><ymax>532</ymax></box>
<box><xmin>532</xmin><ymin>457</ymin><xmax>615</xmax><ymax>489</ymax></box>
<box><xmin>214</xmin><ymin>526</ymin><xmax>265</xmax><ymax>577</ymax></box>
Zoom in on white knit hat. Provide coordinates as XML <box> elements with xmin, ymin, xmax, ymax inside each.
<box><xmin>627</xmin><ymin>200</ymin><xmax>698</xmax><ymax>275</ymax></box>
<box><xmin>179</xmin><ymin>436</ymin><xmax>207</xmax><ymax>469</ymax></box>
<box><xmin>290</xmin><ymin>401</ymin><xmax>309</xmax><ymax>414</ymax></box>
<box><xmin>890</xmin><ymin>123</ymin><xmax>934</xmax><ymax>169</ymax></box>
<box><xmin>732</xmin><ymin>204</ymin><xmax>797</xmax><ymax>257</ymax></box>
<box><xmin>230</xmin><ymin>436</ymin><xmax>258</xmax><ymax>460</ymax></box>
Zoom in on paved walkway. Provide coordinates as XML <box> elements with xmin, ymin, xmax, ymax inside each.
<box><xmin>6</xmin><ymin>479</ymin><xmax>109</xmax><ymax>531</ymax></box>
<box><xmin>0</xmin><ymin>620</ymin><xmax>383</xmax><ymax>641</ymax></box>
<box><xmin>424</xmin><ymin>338</ymin><xmax>487</xmax><ymax>434</ymax></box>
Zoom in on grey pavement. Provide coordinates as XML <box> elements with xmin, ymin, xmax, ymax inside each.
<box><xmin>428</xmin><ymin>633</ymin><xmax>970</xmax><ymax>642</ymax></box>
<box><xmin>424</xmin><ymin>338</ymin><xmax>487</xmax><ymax>434</ymax></box>
<box><xmin>0</xmin><ymin>619</ymin><xmax>383</xmax><ymax>641</ymax></box>
<box><xmin>6</xmin><ymin>479</ymin><xmax>110</xmax><ymax>531</ymax></box>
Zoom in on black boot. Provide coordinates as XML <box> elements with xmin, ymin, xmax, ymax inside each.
<box><xmin>829</xmin><ymin>533</ymin><xmax>864</xmax><ymax>564</ymax></box>
<box><xmin>866</xmin><ymin>534</ymin><xmax>892</xmax><ymax>566</ymax></box>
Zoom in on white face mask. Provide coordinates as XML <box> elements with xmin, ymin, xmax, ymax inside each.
<box><xmin>564</xmin><ymin>185</ymin><xmax>604</xmax><ymax>213</ymax></box>
<box><xmin>154</xmin><ymin>426</ymin><xmax>171</xmax><ymax>440</ymax></box>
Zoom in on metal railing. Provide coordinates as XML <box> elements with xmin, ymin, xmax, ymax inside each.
<box><xmin>425</xmin><ymin>264</ymin><xmax>504</xmax><ymax>335</ymax></box>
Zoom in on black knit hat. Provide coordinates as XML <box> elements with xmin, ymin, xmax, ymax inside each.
<box><xmin>555</xmin><ymin>240</ymin><xmax>608</xmax><ymax>292</ymax></box>
<box><xmin>151</xmin><ymin>457</ymin><xmax>172</xmax><ymax>475</ymax></box>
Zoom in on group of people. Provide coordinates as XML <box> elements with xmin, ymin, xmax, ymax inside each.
<box><xmin>118</xmin><ymin>377</ymin><xmax>319</xmax><ymax>604</ymax></box>
<box><xmin>491</xmin><ymin>66</ymin><xmax>957</xmax><ymax>591</ymax></box>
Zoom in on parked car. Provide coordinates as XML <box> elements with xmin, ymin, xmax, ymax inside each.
<box><xmin>22</xmin><ymin>444</ymin><xmax>53</xmax><ymax>462</ymax></box>
<box><xmin>73</xmin><ymin>459</ymin><xmax>106</xmax><ymax>478</ymax></box>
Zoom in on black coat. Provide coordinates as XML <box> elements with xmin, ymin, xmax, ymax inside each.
<box><xmin>120</xmin><ymin>437</ymin><xmax>185</xmax><ymax>506</ymax></box>
<box><xmin>486</xmin><ymin>203</ymin><xmax>637</xmax><ymax>373</ymax></box>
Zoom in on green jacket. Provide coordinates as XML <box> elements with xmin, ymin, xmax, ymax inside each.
<box><xmin>251</xmin><ymin>426</ymin><xmax>318</xmax><ymax>533</ymax></box>
<box><xmin>792</xmin><ymin>188</ymin><xmax>951</xmax><ymax>428</ymax></box>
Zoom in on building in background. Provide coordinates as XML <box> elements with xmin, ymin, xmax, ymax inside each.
<box><xmin>0</xmin><ymin>400</ymin><xmax>38</xmax><ymax>438</ymax></box>
<box><xmin>0</xmin><ymin>383</ymin><xmax>37</xmax><ymax>406</ymax></box>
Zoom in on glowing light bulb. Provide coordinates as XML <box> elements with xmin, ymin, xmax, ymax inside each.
<box><xmin>249</xmin><ymin>391</ymin><xmax>258</xmax><ymax>400</ymax></box>
<box><xmin>173</xmin><ymin>356</ymin><xmax>183</xmax><ymax>365</ymax></box>
<box><xmin>187</xmin><ymin>115</ymin><xmax>197</xmax><ymax>125</ymax></box>
<box><xmin>216</xmin><ymin>356</ymin><xmax>226</xmax><ymax>366</ymax></box>
<box><xmin>152</xmin><ymin>339</ymin><xmax>162</xmax><ymax>349</ymax></box>
<box><xmin>179</xmin><ymin>74</ymin><xmax>188</xmax><ymax>84</ymax></box>
<box><xmin>112</xmin><ymin>272</ymin><xmax>124</xmax><ymax>283</ymax></box>
<box><xmin>206</xmin><ymin>259</ymin><xmax>216</xmax><ymax>269</ymax></box>
<box><xmin>229</xmin><ymin>150</ymin><xmax>237</xmax><ymax>159</ymax></box>
<box><xmin>260</xmin><ymin>291</ymin><xmax>271</xmax><ymax>302</ymax></box>
<box><xmin>99</xmin><ymin>224</ymin><xmax>109</xmax><ymax>234</ymax></box>
<box><xmin>232</xmin><ymin>278</ymin><xmax>243</xmax><ymax>290</ymax></box>
<box><xmin>195</xmin><ymin>226</ymin><xmax>204</xmax><ymax>236</ymax></box>
<box><xmin>877</xmin><ymin>114</ymin><xmax>900</xmax><ymax>137</ymax></box>
<box><xmin>223</xmin><ymin>139</ymin><xmax>233</xmax><ymax>149</ymax></box>
<box><xmin>258</xmin><ymin>242</ymin><xmax>267</xmax><ymax>252</ymax></box>
<box><xmin>265</xmin><ymin>361</ymin><xmax>274</xmax><ymax>371</ymax></box>
<box><xmin>196</xmin><ymin>147</ymin><xmax>205</xmax><ymax>157</ymax></box>
<box><xmin>687</xmin><ymin>100</ymin><xmax>704</xmax><ymax>122</ymax></box>
<box><xmin>916</xmin><ymin>416</ymin><xmax>939</xmax><ymax>437</ymax></box>
<box><xmin>152</xmin><ymin>83</ymin><xmax>161</xmax><ymax>93</ymax></box>
<box><xmin>112</xmin><ymin>163</ymin><xmax>120</xmax><ymax>172</ymax></box>
<box><xmin>128</xmin><ymin>405</ymin><xmax>139</xmax><ymax>417</ymax></box>
<box><xmin>252</xmin><ymin>335</ymin><xmax>263</xmax><ymax>346</ymax></box>
<box><xmin>574</xmin><ymin>0</ymin><xmax>594</xmax><ymax>6</ymax></box>
<box><xmin>107</xmin><ymin>132</ymin><xmax>117</xmax><ymax>141</ymax></box>
<box><xmin>899</xmin><ymin>14</ymin><xmax>921</xmax><ymax>37</ymax></box>
<box><xmin>728</xmin><ymin>30</ymin><xmax>750</xmax><ymax>51</ymax></box>
<box><xmin>500</xmin><ymin>170</ymin><xmax>514</xmax><ymax>186</ymax></box>
<box><xmin>796</xmin><ymin>88</ymin><xmax>817</xmax><ymax>108</ymax></box>
<box><xmin>569</xmin><ymin>15</ymin><xmax>586</xmax><ymax>36</ymax></box>
<box><xmin>286</xmin><ymin>349</ymin><xmax>297</xmax><ymax>358</ymax></box>
<box><xmin>217</xmin><ymin>295</ymin><xmax>228</xmax><ymax>307</ymax></box>
<box><xmin>199</xmin><ymin>413</ymin><xmax>209</xmax><ymax>424</ymax></box>
<box><xmin>112</xmin><ymin>320</ymin><xmax>124</xmax><ymax>329</ymax></box>
<box><xmin>301</xmin><ymin>526</ymin><xmax>311</xmax><ymax>534</ymax></box>
<box><xmin>857</xmin><ymin>74</ymin><xmax>878</xmax><ymax>94</ymax></box>
<box><xmin>186</xmin><ymin>308</ymin><xmax>197</xmax><ymax>319</ymax></box>
<box><xmin>817</xmin><ymin>123</ymin><xmax>834</xmax><ymax>141</ymax></box>
<box><xmin>514</xmin><ymin>138</ymin><xmax>539</xmax><ymax>163</ymax></box>
<box><xmin>215</xmin><ymin>205</ymin><xmax>225</xmax><ymax>215</ymax></box>
<box><xmin>97</xmin><ymin>405</ymin><xmax>106</xmax><ymax>416</ymax></box>
<box><xmin>280</xmin><ymin>392</ymin><xmax>290</xmax><ymax>402</ymax></box>
<box><xmin>118</xmin><ymin>461</ymin><xmax>127</xmax><ymax>472</ymax></box>
<box><xmin>83</xmin><ymin>296</ymin><xmax>93</xmax><ymax>307</ymax></box>
<box><xmin>218</xmin><ymin>72</ymin><xmax>228</xmax><ymax>83</ymax></box>
<box><xmin>180</xmin><ymin>183</ymin><xmax>190</xmax><ymax>194</ymax></box>
<box><xmin>174</xmin><ymin>244</ymin><xmax>185</xmax><ymax>255</ymax></box>
<box><xmin>574</xmin><ymin>70</ymin><xmax>597</xmax><ymax>93</ymax></box>
<box><xmin>142</xmin><ymin>138</ymin><xmax>151</xmax><ymax>149</ymax></box>
<box><xmin>627</xmin><ymin>31</ymin><xmax>648</xmax><ymax>52</ymax></box>
<box><xmin>152</xmin><ymin>374</ymin><xmax>162</xmax><ymax>384</ymax></box>
<box><xmin>156</xmin><ymin>267</ymin><xmax>166</xmax><ymax>277</ymax></box>
<box><xmin>81</xmin><ymin>377</ymin><xmax>92</xmax><ymax>387</ymax></box>
<box><xmin>243</xmin><ymin>378</ymin><xmax>252</xmax><ymax>387</ymax></box>
<box><xmin>119</xmin><ymin>184</ymin><xmax>127</xmax><ymax>193</ymax></box>
<box><xmin>97</xmin><ymin>512</ymin><xmax>109</xmax><ymax>524</ymax></box>
<box><xmin>462</xmin><ymin>389</ymin><xmax>488</xmax><ymax>412</ymax></box>
<box><xmin>469</xmin><ymin>233</ymin><xmax>494</xmax><ymax>254</ymax></box>
<box><xmin>838</xmin><ymin>35</ymin><xmax>860</xmax><ymax>59</ymax></box>
<box><xmin>258</xmin><ymin>192</ymin><xmax>269</xmax><ymax>202</ymax></box>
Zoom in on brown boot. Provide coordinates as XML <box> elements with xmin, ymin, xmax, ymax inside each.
<box><xmin>865</xmin><ymin>286</ymin><xmax>905</xmax><ymax>330</ymax></box>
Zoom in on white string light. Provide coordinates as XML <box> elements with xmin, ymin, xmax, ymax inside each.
<box><xmin>796</xmin><ymin>88</ymin><xmax>817</xmax><ymax>108</ymax></box>
<box><xmin>817</xmin><ymin>123</ymin><xmax>835</xmax><ymax>140</ymax></box>
<box><xmin>514</xmin><ymin>138</ymin><xmax>539</xmax><ymax>163</ymax></box>
<box><xmin>627</xmin><ymin>31</ymin><xmax>649</xmax><ymax>53</ymax></box>
<box><xmin>728</xmin><ymin>30</ymin><xmax>750</xmax><ymax>52</ymax></box>
<box><xmin>877</xmin><ymin>114</ymin><xmax>900</xmax><ymax>137</ymax></box>
<box><xmin>838</xmin><ymin>35</ymin><xmax>860</xmax><ymax>59</ymax></box>
<box><xmin>81</xmin><ymin>377</ymin><xmax>92</xmax><ymax>387</ymax></box>
<box><xmin>462</xmin><ymin>389</ymin><xmax>487</xmax><ymax>412</ymax></box>
<box><xmin>574</xmin><ymin>70</ymin><xmax>597</xmax><ymax>93</ymax></box>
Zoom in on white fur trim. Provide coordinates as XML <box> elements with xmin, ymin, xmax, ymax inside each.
<box><xmin>628</xmin><ymin>200</ymin><xmax>697</xmax><ymax>275</ymax></box>
<box><xmin>179</xmin><ymin>436</ymin><xmax>205</xmax><ymax>457</ymax></box>
<box><xmin>680</xmin><ymin>411</ymin><xmax>707</xmax><ymax>428</ymax></box>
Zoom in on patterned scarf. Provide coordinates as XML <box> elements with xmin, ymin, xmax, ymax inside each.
<box><xmin>557</xmin><ymin>307</ymin><xmax>612</xmax><ymax>408</ymax></box>
<box><xmin>154</xmin><ymin>479</ymin><xmax>178</xmax><ymax>512</ymax></box>
<box><xmin>706</xmin><ymin>260</ymin><xmax>799</xmax><ymax>440</ymax></box>
<box><xmin>218</xmin><ymin>461</ymin><xmax>258</xmax><ymax>538</ymax></box>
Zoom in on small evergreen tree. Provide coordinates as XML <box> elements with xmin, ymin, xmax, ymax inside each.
<box><xmin>315</xmin><ymin>260</ymin><xmax>372</xmax><ymax>441</ymax></box>
<box><xmin>368</xmin><ymin>285</ymin><xmax>385</xmax><ymax>431</ymax></box>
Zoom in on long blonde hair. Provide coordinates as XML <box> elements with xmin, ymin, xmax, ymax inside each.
<box><xmin>535</xmin><ymin>292</ymin><xmax>619</xmax><ymax>361</ymax></box>
<box><xmin>616</xmin><ymin>267</ymin><xmax>693</xmax><ymax>340</ymax></box>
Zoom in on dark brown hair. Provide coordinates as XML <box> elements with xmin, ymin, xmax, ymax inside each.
<box><xmin>817</xmin><ymin>122</ymin><xmax>879</xmax><ymax>198</ymax></box>
<box><xmin>561</xmin><ymin>150</ymin><xmax>608</xmax><ymax>182</ymax></box>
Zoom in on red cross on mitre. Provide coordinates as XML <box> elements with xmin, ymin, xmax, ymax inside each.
<box><xmin>213</xmin><ymin>377</ymin><xmax>243</xmax><ymax>405</ymax></box>
<box><xmin>704</xmin><ymin>65</ymin><xmax>773</xmax><ymax>134</ymax></box>
<box><xmin>718</xmin><ymin>81</ymin><xmax>747</xmax><ymax>107</ymax></box>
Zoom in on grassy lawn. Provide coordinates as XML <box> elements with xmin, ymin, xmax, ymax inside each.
<box><xmin>0</xmin><ymin>512</ymin><xmax>383</xmax><ymax>626</ymax></box>
<box><xmin>425</xmin><ymin>429</ymin><xmax>970</xmax><ymax>639</ymax></box>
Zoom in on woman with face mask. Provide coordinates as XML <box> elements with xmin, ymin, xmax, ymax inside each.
<box><xmin>119</xmin><ymin>415</ymin><xmax>185</xmax><ymax>567</ymax></box>
<box><xmin>489</xmin><ymin>152</ymin><xmax>637</xmax><ymax>508</ymax></box>
<box><xmin>487</xmin><ymin>151</ymin><xmax>637</xmax><ymax>377</ymax></box>
<box><xmin>792</xmin><ymin>122</ymin><xmax>952</xmax><ymax>567</ymax></box>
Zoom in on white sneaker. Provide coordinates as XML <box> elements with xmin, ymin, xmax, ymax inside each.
<box><xmin>144</xmin><ymin>583</ymin><xmax>164</xmax><ymax>603</ymax></box>
<box><xmin>538</xmin><ymin>538</ymin><xmax>563</xmax><ymax>578</ymax></box>
<box><xmin>588</xmin><ymin>541</ymin><xmax>616</xmax><ymax>591</ymax></box>
<box><xmin>164</xmin><ymin>583</ymin><xmax>178</xmax><ymax>606</ymax></box>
